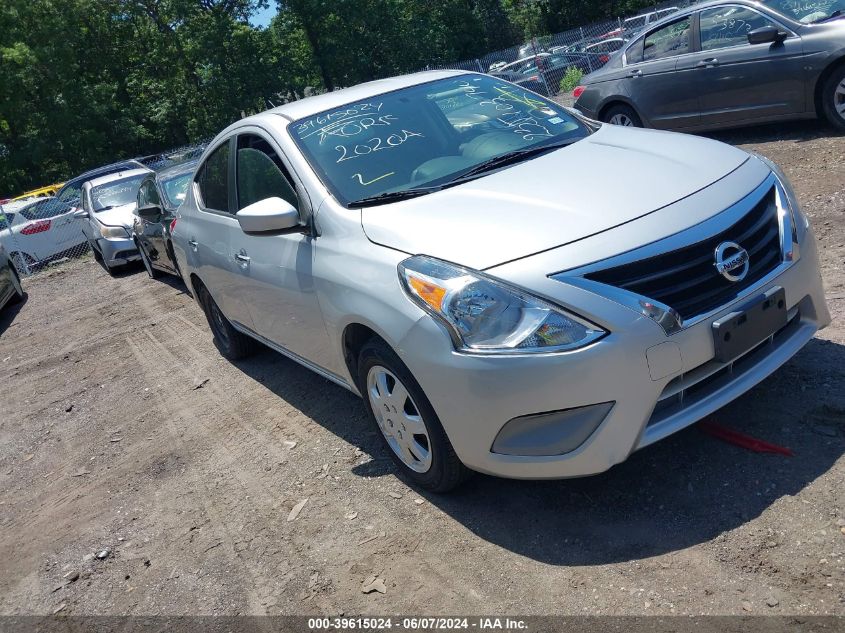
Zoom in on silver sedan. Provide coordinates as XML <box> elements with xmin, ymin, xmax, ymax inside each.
<box><xmin>171</xmin><ymin>71</ymin><xmax>830</xmax><ymax>492</ymax></box>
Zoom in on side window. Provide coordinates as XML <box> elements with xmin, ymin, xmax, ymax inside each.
<box><xmin>196</xmin><ymin>141</ymin><xmax>231</xmax><ymax>213</ymax></box>
<box><xmin>236</xmin><ymin>134</ymin><xmax>299</xmax><ymax>212</ymax></box>
<box><xmin>57</xmin><ymin>184</ymin><xmax>81</xmax><ymax>205</ymax></box>
<box><xmin>138</xmin><ymin>180</ymin><xmax>161</xmax><ymax>207</ymax></box>
<box><xmin>21</xmin><ymin>200</ymin><xmax>65</xmax><ymax>221</ymax></box>
<box><xmin>700</xmin><ymin>6</ymin><xmax>779</xmax><ymax>51</ymax></box>
<box><xmin>626</xmin><ymin>38</ymin><xmax>645</xmax><ymax>64</ymax></box>
<box><xmin>643</xmin><ymin>17</ymin><xmax>691</xmax><ymax>62</ymax></box>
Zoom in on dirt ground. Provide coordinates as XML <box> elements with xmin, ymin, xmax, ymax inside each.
<box><xmin>0</xmin><ymin>120</ymin><xmax>843</xmax><ymax>617</ymax></box>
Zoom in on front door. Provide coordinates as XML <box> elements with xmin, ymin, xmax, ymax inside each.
<box><xmin>228</xmin><ymin>131</ymin><xmax>332</xmax><ymax>368</ymax></box>
<box><xmin>693</xmin><ymin>5</ymin><xmax>806</xmax><ymax>126</ymax></box>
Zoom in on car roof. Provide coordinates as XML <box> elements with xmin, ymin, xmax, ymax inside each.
<box><xmin>265</xmin><ymin>70</ymin><xmax>466</xmax><ymax>122</ymax></box>
<box><xmin>83</xmin><ymin>168</ymin><xmax>152</xmax><ymax>190</ymax></box>
<box><xmin>155</xmin><ymin>159</ymin><xmax>199</xmax><ymax>182</ymax></box>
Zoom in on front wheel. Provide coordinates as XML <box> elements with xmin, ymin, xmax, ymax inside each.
<box><xmin>821</xmin><ymin>65</ymin><xmax>845</xmax><ymax>132</ymax></box>
<box><xmin>8</xmin><ymin>265</ymin><xmax>24</xmax><ymax>303</ymax></box>
<box><xmin>602</xmin><ymin>104</ymin><xmax>643</xmax><ymax>127</ymax></box>
<box><xmin>358</xmin><ymin>339</ymin><xmax>470</xmax><ymax>493</ymax></box>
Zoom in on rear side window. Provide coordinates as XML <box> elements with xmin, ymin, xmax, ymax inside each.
<box><xmin>236</xmin><ymin>135</ymin><xmax>299</xmax><ymax>212</ymax></box>
<box><xmin>196</xmin><ymin>142</ymin><xmax>230</xmax><ymax>213</ymax></box>
<box><xmin>20</xmin><ymin>200</ymin><xmax>67</xmax><ymax>220</ymax></box>
<box><xmin>643</xmin><ymin>17</ymin><xmax>691</xmax><ymax>61</ymax></box>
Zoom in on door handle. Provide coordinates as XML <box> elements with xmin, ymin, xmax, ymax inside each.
<box><xmin>188</xmin><ymin>239</ymin><xmax>198</xmax><ymax>252</ymax></box>
<box><xmin>628</xmin><ymin>69</ymin><xmax>642</xmax><ymax>77</ymax></box>
<box><xmin>696</xmin><ymin>58</ymin><xmax>720</xmax><ymax>68</ymax></box>
<box><xmin>234</xmin><ymin>252</ymin><xmax>251</xmax><ymax>266</ymax></box>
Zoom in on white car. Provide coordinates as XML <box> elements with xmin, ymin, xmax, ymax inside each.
<box><xmin>0</xmin><ymin>197</ymin><xmax>88</xmax><ymax>273</ymax></box>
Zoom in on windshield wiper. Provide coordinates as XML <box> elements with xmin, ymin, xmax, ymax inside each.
<box><xmin>813</xmin><ymin>9</ymin><xmax>842</xmax><ymax>22</ymax></box>
<box><xmin>347</xmin><ymin>187</ymin><xmax>439</xmax><ymax>208</ymax></box>
<box><xmin>445</xmin><ymin>138</ymin><xmax>580</xmax><ymax>184</ymax></box>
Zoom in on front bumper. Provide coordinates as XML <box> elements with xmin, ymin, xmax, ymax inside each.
<box><xmin>399</xmin><ymin>229</ymin><xmax>829</xmax><ymax>480</ymax></box>
<box><xmin>98</xmin><ymin>236</ymin><xmax>141</xmax><ymax>267</ymax></box>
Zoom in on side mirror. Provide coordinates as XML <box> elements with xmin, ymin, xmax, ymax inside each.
<box><xmin>747</xmin><ymin>26</ymin><xmax>787</xmax><ymax>45</ymax></box>
<box><xmin>137</xmin><ymin>203</ymin><xmax>163</xmax><ymax>222</ymax></box>
<box><xmin>236</xmin><ymin>197</ymin><xmax>301</xmax><ymax>234</ymax></box>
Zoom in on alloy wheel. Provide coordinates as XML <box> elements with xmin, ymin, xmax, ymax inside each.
<box><xmin>366</xmin><ymin>366</ymin><xmax>432</xmax><ymax>473</ymax></box>
<box><xmin>609</xmin><ymin>113</ymin><xmax>634</xmax><ymax>126</ymax></box>
<box><xmin>835</xmin><ymin>78</ymin><xmax>845</xmax><ymax>121</ymax></box>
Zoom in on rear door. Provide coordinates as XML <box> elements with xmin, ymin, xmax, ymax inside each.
<box><xmin>624</xmin><ymin>15</ymin><xmax>701</xmax><ymax>129</ymax></box>
<box><xmin>190</xmin><ymin>138</ymin><xmax>255</xmax><ymax>329</ymax></box>
<box><xmin>691</xmin><ymin>5</ymin><xmax>806</xmax><ymax>126</ymax></box>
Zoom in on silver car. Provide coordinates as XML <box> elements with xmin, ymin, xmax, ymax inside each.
<box><xmin>79</xmin><ymin>168</ymin><xmax>152</xmax><ymax>274</ymax></box>
<box><xmin>574</xmin><ymin>0</ymin><xmax>845</xmax><ymax>131</ymax></box>
<box><xmin>172</xmin><ymin>71</ymin><xmax>830</xmax><ymax>492</ymax></box>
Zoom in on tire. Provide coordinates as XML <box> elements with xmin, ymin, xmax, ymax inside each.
<box><xmin>821</xmin><ymin>65</ymin><xmax>845</xmax><ymax>132</ymax></box>
<box><xmin>602</xmin><ymin>103</ymin><xmax>643</xmax><ymax>127</ymax></box>
<box><xmin>357</xmin><ymin>339</ymin><xmax>471</xmax><ymax>493</ymax></box>
<box><xmin>8</xmin><ymin>265</ymin><xmax>24</xmax><ymax>304</ymax></box>
<box><xmin>9</xmin><ymin>252</ymin><xmax>36</xmax><ymax>276</ymax></box>
<box><xmin>137</xmin><ymin>240</ymin><xmax>160</xmax><ymax>279</ymax></box>
<box><xmin>197</xmin><ymin>284</ymin><xmax>259</xmax><ymax>361</ymax></box>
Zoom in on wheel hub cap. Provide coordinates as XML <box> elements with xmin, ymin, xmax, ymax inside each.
<box><xmin>836</xmin><ymin>79</ymin><xmax>845</xmax><ymax>120</ymax></box>
<box><xmin>366</xmin><ymin>366</ymin><xmax>432</xmax><ymax>473</ymax></box>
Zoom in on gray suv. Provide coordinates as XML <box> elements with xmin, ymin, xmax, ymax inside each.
<box><xmin>172</xmin><ymin>71</ymin><xmax>829</xmax><ymax>492</ymax></box>
<box><xmin>574</xmin><ymin>0</ymin><xmax>845</xmax><ymax>131</ymax></box>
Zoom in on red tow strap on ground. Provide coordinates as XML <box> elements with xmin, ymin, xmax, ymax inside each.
<box><xmin>698</xmin><ymin>419</ymin><xmax>794</xmax><ymax>456</ymax></box>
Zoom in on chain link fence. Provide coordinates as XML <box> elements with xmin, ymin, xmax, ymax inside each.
<box><xmin>426</xmin><ymin>0</ymin><xmax>694</xmax><ymax>103</ymax></box>
<box><xmin>0</xmin><ymin>142</ymin><xmax>207</xmax><ymax>277</ymax></box>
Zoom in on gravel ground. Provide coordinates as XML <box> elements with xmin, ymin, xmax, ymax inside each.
<box><xmin>0</xmin><ymin>120</ymin><xmax>843</xmax><ymax>617</ymax></box>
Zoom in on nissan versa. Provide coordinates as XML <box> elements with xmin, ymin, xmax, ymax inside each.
<box><xmin>171</xmin><ymin>71</ymin><xmax>830</xmax><ymax>492</ymax></box>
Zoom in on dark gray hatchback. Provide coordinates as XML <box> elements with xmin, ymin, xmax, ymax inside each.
<box><xmin>574</xmin><ymin>0</ymin><xmax>845</xmax><ymax>132</ymax></box>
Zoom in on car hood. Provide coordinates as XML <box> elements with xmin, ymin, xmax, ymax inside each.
<box><xmin>94</xmin><ymin>203</ymin><xmax>137</xmax><ymax>228</ymax></box>
<box><xmin>361</xmin><ymin>125</ymin><xmax>751</xmax><ymax>270</ymax></box>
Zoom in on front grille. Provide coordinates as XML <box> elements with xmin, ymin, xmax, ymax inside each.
<box><xmin>585</xmin><ymin>187</ymin><xmax>783</xmax><ymax>320</ymax></box>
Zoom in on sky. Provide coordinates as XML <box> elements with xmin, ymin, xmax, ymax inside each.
<box><xmin>251</xmin><ymin>4</ymin><xmax>278</xmax><ymax>27</ymax></box>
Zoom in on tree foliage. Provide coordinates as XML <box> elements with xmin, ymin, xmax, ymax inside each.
<box><xmin>0</xmin><ymin>0</ymin><xmax>657</xmax><ymax>194</ymax></box>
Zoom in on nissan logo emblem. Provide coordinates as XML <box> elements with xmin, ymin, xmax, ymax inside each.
<box><xmin>714</xmin><ymin>241</ymin><xmax>750</xmax><ymax>282</ymax></box>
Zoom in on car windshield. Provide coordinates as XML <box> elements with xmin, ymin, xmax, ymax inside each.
<box><xmin>290</xmin><ymin>75</ymin><xmax>590</xmax><ymax>207</ymax></box>
<box><xmin>761</xmin><ymin>0</ymin><xmax>845</xmax><ymax>22</ymax></box>
<box><xmin>90</xmin><ymin>175</ymin><xmax>145</xmax><ymax>212</ymax></box>
<box><xmin>161</xmin><ymin>173</ymin><xmax>192</xmax><ymax>207</ymax></box>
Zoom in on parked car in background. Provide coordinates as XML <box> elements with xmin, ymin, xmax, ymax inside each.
<box><xmin>601</xmin><ymin>7</ymin><xmax>680</xmax><ymax>38</ymax></box>
<box><xmin>132</xmin><ymin>159</ymin><xmax>197</xmax><ymax>279</ymax></box>
<box><xmin>0</xmin><ymin>196</ymin><xmax>86</xmax><ymax>273</ymax></box>
<box><xmin>0</xmin><ymin>243</ymin><xmax>25</xmax><ymax>313</ymax></box>
<box><xmin>172</xmin><ymin>70</ymin><xmax>829</xmax><ymax>492</ymax></box>
<box><xmin>492</xmin><ymin>51</ymin><xmax>609</xmax><ymax>96</ymax></box>
<box><xmin>11</xmin><ymin>183</ymin><xmax>64</xmax><ymax>201</ymax></box>
<box><xmin>574</xmin><ymin>0</ymin><xmax>845</xmax><ymax>131</ymax></box>
<box><xmin>52</xmin><ymin>159</ymin><xmax>147</xmax><ymax>217</ymax></box>
<box><xmin>79</xmin><ymin>168</ymin><xmax>151</xmax><ymax>274</ymax></box>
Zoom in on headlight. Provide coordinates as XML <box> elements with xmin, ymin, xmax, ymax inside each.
<box><xmin>101</xmin><ymin>225</ymin><xmax>129</xmax><ymax>239</ymax></box>
<box><xmin>399</xmin><ymin>255</ymin><xmax>606</xmax><ymax>354</ymax></box>
<box><xmin>753</xmin><ymin>153</ymin><xmax>808</xmax><ymax>242</ymax></box>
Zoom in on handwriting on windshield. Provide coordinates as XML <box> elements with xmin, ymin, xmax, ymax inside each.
<box><xmin>455</xmin><ymin>81</ymin><xmax>554</xmax><ymax>141</ymax></box>
<box><xmin>351</xmin><ymin>172</ymin><xmax>395</xmax><ymax>186</ymax></box>
<box><xmin>297</xmin><ymin>103</ymin><xmax>391</xmax><ymax>144</ymax></box>
<box><xmin>335</xmin><ymin>129</ymin><xmax>424</xmax><ymax>163</ymax></box>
